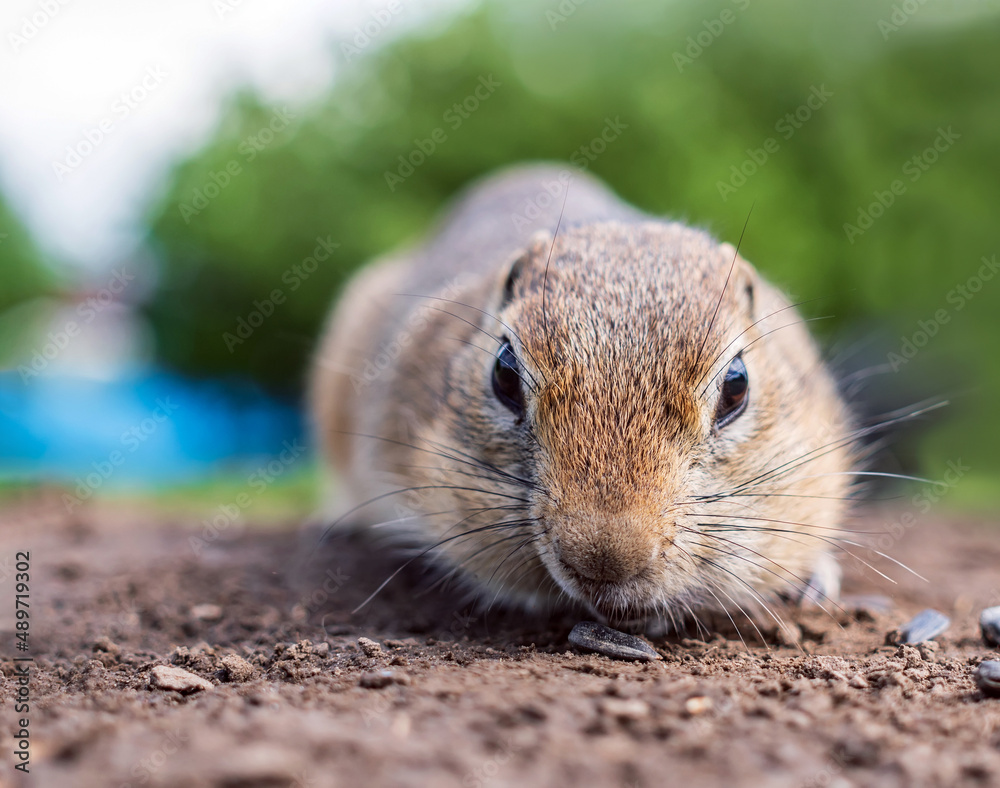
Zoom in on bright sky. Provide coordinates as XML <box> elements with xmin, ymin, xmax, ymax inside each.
<box><xmin>0</xmin><ymin>0</ymin><xmax>467</xmax><ymax>276</ymax></box>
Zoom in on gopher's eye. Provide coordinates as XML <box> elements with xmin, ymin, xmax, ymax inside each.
<box><xmin>492</xmin><ymin>340</ymin><xmax>525</xmax><ymax>417</ymax></box>
<box><xmin>715</xmin><ymin>355</ymin><xmax>749</xmax><ymax>429</ymax></box>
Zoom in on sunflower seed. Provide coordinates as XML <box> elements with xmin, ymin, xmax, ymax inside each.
<box><xmin>568</xmin><ymin>621</ymin><xmax>660</xmax><ymax>662</ymax></box>
<box><xmin>900</xmin><ymin>608</ymin><xmax>950</xmax><ymax>644</ymax></box>
<box><xmin>974</xmin><ymin>660</ymin><xmax>1000</xmax><ymax>698</ymax></box>
<box><xmin>980</xmin><ymin>606</ymin><xmax>1000</xmax><ymax>647</ymax></box>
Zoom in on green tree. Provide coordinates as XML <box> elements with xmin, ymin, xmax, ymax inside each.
<box><xmin>143</xmin><ymin>0</ymin><xmax>1000</xmax><ymax>496</ymax></box>
<box><xmin>0</xmin><ymin>195</ymin><xmax>54</xmax><ymax>314</ymax></box>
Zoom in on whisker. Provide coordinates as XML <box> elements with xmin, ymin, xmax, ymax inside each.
<box><xmin>696</xmin><ymin>524</ymin><xmax>900</xmax><ymax>585</ymax></box>
<box><xmin>443</xmin><ymin>335</ymin><xmax>539</xmax><ymax>393</ymax></box>
<box><xmin>485</xmin><ymin>534</ymin><xmax>542</xmax><ymax>606</ymax></box>
<box><xmin>395</xmin><ymin>462</ymin><xmax>533</xmax><ymax>492</ymax></box>
<box><xmin>320</xmin><ymin>482</ymin><xmax>530</xmax><ymax>543</ymax></box>
<box><xmin>351</xmin><ymin>518</ymin><xmax>539</xmax><ymax>613</ymax></box>
<box><xmin>421</xmin><ymin>435</ymin><xmax>538</xmax><ymax>490</ymax></box>
<box><xmin>671</xmin><ymin>541</ymin><xmax>762</xmax><ymax>651</ymax></box>
<box><xmin>335</xmin><ymin>429</ymin><xmax>534</xmax><ymax>491</ymax></box>
<box><xmin>541</xmin><ymin>184</ymin><xmax>571</xmax><ymax>365</ymax></box>
<box><xmin>688</xmin><ymin>550</ymin><xmax>794</xmax><ymax>644</ymax></box>
<box><xmin>689</xmin><ymin>491</ymin><xmax>903</xmax><ymax>503</ymax></box>
<box><xmin>694</xmin><ymin>204</ymin><xmax>752</xmax><ymax>372</ymax></box>
<box><xmin>700</xmin><ymin>315</ymin><xmax>834</xmax><ymax>397</ymax></box>
<box><xmin>421</xmin><ymin>526</ymin><xmax>539</xmax><ymax>597</ymax></box>
<box><xmin>791</xmin><ymin>470</ymin><xmax>934</xmax><ymax>484</ymax></box>
<box><xmin>833</xmin><ymin>538</ymin><xmax>928</xmax><ymax>583</ymax></box>
<box><xmin>365</xmin><ymin>504</ymin><xmax>522</xmax><ymax>531</ymax></box>
<box><xmin>701</xmin><ymin>583</ymin><xmax>754</xmax><ymax>652</ymax></box>
<box><xmin>694</xmin><ymin>294</ymin><xmax>828</xmax><ymax>392</ymax></box>
<box><xmin>720</xmin><ymin>399</ymin><xmax>949</xmax><ymax>498</ymax></box>
<box><xmin>392</xmin><ymin>292</ymin><xmax>545</xmax><ymax>377</ymax></box>
<box><xmin>487</xmin><ymin>547</ymin><xmax>557</xmax><ymax>615</ymax></box>
<box><xmin>682</xmin><ymin>528</ymin><xmax>848</xmax><ymax>625</ymax></box>
<box><xmin>688</xmin><ymin>512</ymin><xmax>876</xmax><ymax>535</ymax></box>
<box><xmin>677</xmin><ymin>597</ymin><xmax>712</xmax><ymax>642</ymax></box>
<box><xmin>425</xmin><ymin>304</ymin><xmax>507</xmax><ymax>356</ymax></box>
<box><xmin>486</xmin><ymin>533</ymin><xmax>540</xmax><ymax>587</ymax></box>
<box><xmin>839</xmin><ymin>362</ymin><xmax>898</xmax><ymax>396</ymax></box>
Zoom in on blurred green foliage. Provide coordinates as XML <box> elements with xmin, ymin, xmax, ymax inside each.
<box><xmin>143</xmin><ymin>0</ymin><xmax>1000</xmax><ymax>490</ymax></box>
<box><xmin>0</xmin><ymin>195</ymin><xmax>57</xmax><ymax>366</ymax></box>
<box><xmin>0</xmin><ymin>194</ymin><xmax>54</xmax><ymax>309</ymax></box>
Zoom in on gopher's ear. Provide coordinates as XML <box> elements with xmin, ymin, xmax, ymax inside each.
<box><xmin>719</xmin><ymin>241</ymin><xmax>757</xmax><ymax>319</ymax></box>
<box><xmin>498</xmin><ymin>230</ymin><xmax>556</xmax><ymax>307</ymax></box>
<box><xmin>500</xmin><ymin>250</ymin><xmax>530</xmax><ymax>308</ymax></box>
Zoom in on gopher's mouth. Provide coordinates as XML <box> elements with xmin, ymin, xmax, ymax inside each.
<box><xmin>552</xmin><ymin>561</ymin><xmax>662</xmax><ymax>620</ymax></box>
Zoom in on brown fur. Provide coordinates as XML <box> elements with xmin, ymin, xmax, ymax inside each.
<box><xmin>310</xmin><ymin>165</ymin><xmax>853</xmax><ymax>624</ymax></box>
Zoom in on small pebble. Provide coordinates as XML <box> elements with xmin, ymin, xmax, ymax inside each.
<box><xmin>220</xmin><ymin>654</ymin><xmax>255</xmax><ymax>683</ymax></box>
<box><xmin>980</xmin><ymin>606</ymin><xmax>1000</xmax><ymax>647</ymax></box>
<box><xmin>685</xmin><ymin>696</ymin><xmax>713</xmax><ymax>716</ymax></box>
<box><xmin>975</xmin><ymin>660</ymin><xmax>1000</xmax><ymax>698</ymax></box>
<box><xmin>842</xmin><ymin>594</ymin><xmax>894</xmax><ymax>616</ymax></box>
<box><xmin>357</xmin><ymin>637</ymin><xmax>383</xmax><ymax>658</ymax></box>
<box><xmin>92</xmin><ymin>636</ymin><xmax>120</xmax><ymax>655</ymax></box>
<box><xmin>568</xmin><ymin>621</ymin><xmax>660</xmax><ymax>662</ymax></box>
<box><xmin>598</xmin><ymin>697</ymin><xmax>650</xmax><ymax>721</ymax></box>
<box><xmin>190</xmin><ymin>604</ymin><xmax>223</xmax><ymax>622</ymax></box>
<box><xmin>149</xmin><ymin>665</ymin><xmax>213</xmax><ymax>694</ymax></box>
<box><xmin>360</xmin><ymin>669</ymin><xmax>409</xmax><ymax>689</ymax></box>
<box><xmin>899</xmin><ymin>608</ymin><xmax>950</xmax><ymax>644</ymax></box>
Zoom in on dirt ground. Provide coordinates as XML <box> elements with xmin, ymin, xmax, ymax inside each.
<box><xmin>0</xmin><ymin>493</ymin><xmax>999</xmax><ymax>788</ymax></box>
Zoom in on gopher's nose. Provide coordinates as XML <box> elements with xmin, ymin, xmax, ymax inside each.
<box><xmin>560</xmin><ymin>539</ymin><xmax>654</xmax><ymax>584</ymax></box>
